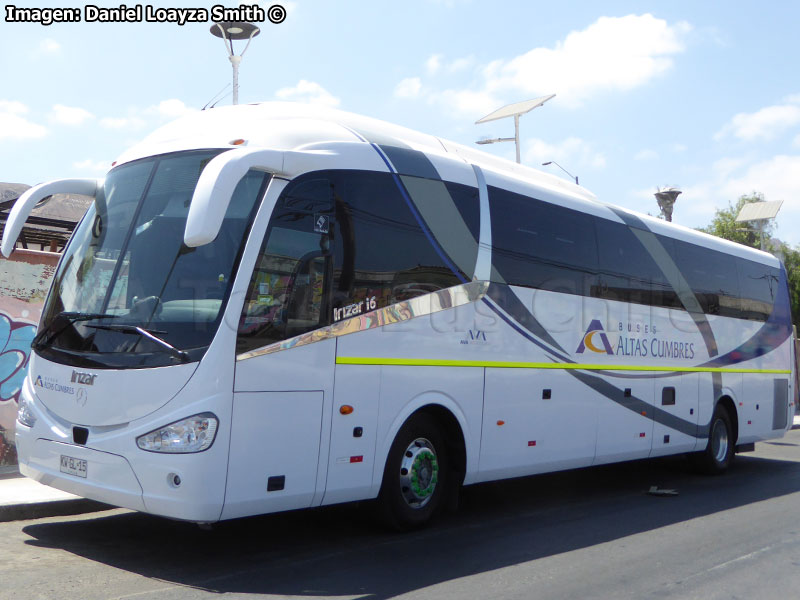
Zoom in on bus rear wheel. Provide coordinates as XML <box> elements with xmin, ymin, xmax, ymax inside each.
<box><xmin>378</xmin><ymin>413</ymin><xmax>449</xmax><ymax>530</ymax></box>
<box><xmin>693</xmin><ymin>404</ymin><xmax>735</xmax><ymax>475</ymax></box>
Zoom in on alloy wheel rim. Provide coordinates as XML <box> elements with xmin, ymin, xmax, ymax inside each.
<box><xmin>398</xmin><ymin>437</ymin><xmax>439</xmax><ymax>509</ymax></box>
<box><xmin>711</xmin><ymin>418</ymin><xmax>729</xmax><ymax>464</ymax></box>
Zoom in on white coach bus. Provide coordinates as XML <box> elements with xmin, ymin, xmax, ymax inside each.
<box><xmin>3</xmin><ymin>103</ymin><xmax>795</xmax><ymax>528</ymax></box>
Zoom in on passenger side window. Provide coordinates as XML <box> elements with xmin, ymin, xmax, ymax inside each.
<box><xmin>674</xmin><ymin>240</ymin><xmax>741</xmax><ymax>317</ymax></box>
<box><xmin>489</xmin><ymin>186</ymin><xmax>598</xmax><ymax>295</ymax></box>
<box><xmin>331</xmin><ymin>170</ymin><xmax>462</xmax><ymax>318</ymax></box>
<box><xmin>737</xmin><ymin>260</ymin><xmax>778</xmax><ymax>321</ymax></box>
<box><xmin>594</xmin><ymin>219</ymin><xmax>669</xmax><ymax>307</ymax></box>
<box><xmin>237</xmin><ymin>178</ymin><xmax>333</xmax><ymax>353</ymax></box>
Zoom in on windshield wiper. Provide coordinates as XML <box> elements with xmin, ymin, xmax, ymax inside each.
<box><xmin>84</xmin><ymin>323</ymin><xmax>190</xmax><ymax>363</ymax></box>
<box><xmin>32</xmin><ymin>312</ymin><xmax>118</xmax><ymax>350</ymax></box>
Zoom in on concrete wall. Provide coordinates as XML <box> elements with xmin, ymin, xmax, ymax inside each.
<box><xmin>0</xmin><ymin>249</ymin><xmax>59</xmax><ymax>472</ymax></box>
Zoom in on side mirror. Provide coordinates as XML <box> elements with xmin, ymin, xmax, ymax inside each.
<box><xmin>183</xmin><ymin>148</ymin><xmax>284</xmax><ymax>248</ymax></box>
<box><xmin>1</xmin><ymin>178</ymin><xmax>101</xmax><ymax>257</ymax></box>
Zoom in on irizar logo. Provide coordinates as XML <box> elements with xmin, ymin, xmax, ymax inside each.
<box><xmin>71</xmin><ymin>370</ymin><xmax>97</xmax><ymax>386</ymax></box>
<box><xmin>576</xmin><ymin>319</ymin><xmax>614</xmax><ymax>355</ymax></box>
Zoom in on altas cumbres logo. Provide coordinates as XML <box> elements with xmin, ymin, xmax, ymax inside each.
<box><xmin>576</xmin><ymin>319</ymin><xmax>614</xmax><ymax>355</ymax></box>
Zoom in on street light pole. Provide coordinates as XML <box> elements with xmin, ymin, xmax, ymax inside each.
<box><xmin>542</xmin><ymin>161</ymin><xmax>578</xmax><ymax>185</ymax></box>
<box><xmin>210</xmin><ymin>21</ymin><xmax>260</xmax><ymax>105</ymax></box>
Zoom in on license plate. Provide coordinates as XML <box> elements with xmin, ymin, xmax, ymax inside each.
<box><xmin>60</xmin><ymin>455</ymin><xmax>87</xmax><ymax>478</ymax></box>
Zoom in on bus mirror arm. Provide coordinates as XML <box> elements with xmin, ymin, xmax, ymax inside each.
<box><xmin>1</xmin><ymin>178</ymin><xmax>101</xmax><ymax>258</ymax></box>
<box><xmin>183</xmin><ymin>148</ymin><xmax>285</xmax><ymax>248</ymax></box>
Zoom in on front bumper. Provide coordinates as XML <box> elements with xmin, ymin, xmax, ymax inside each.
<box><xmin>19</xmin><ymin>438</ymin><xmax>146</xmax><ymax>512</ymax></box>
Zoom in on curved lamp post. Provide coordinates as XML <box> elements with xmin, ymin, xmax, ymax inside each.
<box><xmin>542</xmin><ymin>160</ymin><xmax>578</xmax><ymax>185</ymax></box>
<box><xmin>209</xmin><ymin>21</ymin><xmax>260</xmax><ymax>105</ymax></box>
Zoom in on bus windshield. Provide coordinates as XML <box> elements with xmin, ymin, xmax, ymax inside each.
<box><xmin>36</xmin><ymin>150</ymin><xmax>268</xmax><ymax>369</ymax></box>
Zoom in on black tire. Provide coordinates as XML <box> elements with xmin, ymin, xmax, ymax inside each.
<box><xmin>693</xmin><ymin>404</ymin><xmax>735</xmax><ymax>475</ymax></box>
<box><xmin>377</xmin><ymin>413</ymin><xmax>449</xmax><ymax>530</ymax></box>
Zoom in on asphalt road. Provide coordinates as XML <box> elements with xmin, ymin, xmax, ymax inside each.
<box><xmin>3</xmin><ymin>430</ymin><xmax>800</xmax><ymax>600</ymax></box>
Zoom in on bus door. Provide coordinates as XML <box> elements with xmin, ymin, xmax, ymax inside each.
<box><xmin>225</xmin><ymin>177</ymin><xmax>337</xmax><ymax>520</ymax></box>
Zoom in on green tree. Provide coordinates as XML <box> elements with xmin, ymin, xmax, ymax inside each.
<box><xmin>699</xmin><ymin>193</ymin><xmax>800</xmax><ymax>328</ymax></box>
<box><xmin>698</xmin><ymin>192</ymin><xmax>772</xmax><ymax>249</ymax></box>
<box><xmin>778</xmin><ymin>242</ymin><xmax>800</xmax><ymax>329</ymax></box>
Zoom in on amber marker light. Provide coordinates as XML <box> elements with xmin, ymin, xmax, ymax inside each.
<box><xmin>339</xmin><ymin>405</ymin><xmax>354</xmax><ymax>415</ymax></box>
<box><xmin>497</xmin><ymin>420</ymin><xmax>505</xmax><ymax>426</ymax></box>
<box><xmin>229</xmin><ymin>138</ymin><xmax>247</xmax><ymax>145</ymax></box>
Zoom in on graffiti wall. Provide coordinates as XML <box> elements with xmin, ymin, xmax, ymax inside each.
<box><xmin>0</xmin><ymin>249</ymin><xmax>59</xmax><ymax>472</ymax></box>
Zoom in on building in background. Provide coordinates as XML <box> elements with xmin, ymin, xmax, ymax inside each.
<box><xmin>0</xmin><ymin>184</ymin><xmax>91</xmax><ymax>473</ymax></box>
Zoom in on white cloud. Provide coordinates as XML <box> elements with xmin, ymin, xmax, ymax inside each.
<box><xmin>634</xmin><ymin>149</ymin><xmax>659</xmax><ymax>161</ymax></box>
<box><xmin>429</xmin><ymin>88</ymin><xmax>502</xmax><ymax>119</ymax></box>
<box><xmin>717</xmin><ymin>155</ymin><xmax>800</xmax><ymax>213</ymax></box>
<box><xmin>483</xmin><ymin>14</ymin><xmax>690</xmax><ymax>107</ymax></box>
<box><xmin>424</xmin><ymin>53</ymin><xmax>473</xmax><ymax>76</ymax></box>
<box><xmin>426</xmin><ymin>54</ymin><xmax>442</xmax><ymax>76</ymax></box>
<box><xmin>0</xmin><ymin>100</ymin><xmax>48</xmax><ymax>140</ymax></box>
<box><xmin>49</xmin><ymin>104</ymin><xmax>93</xmax><ymax>126</ymax></box>
<box><xmin>36</xmin><ymin>38</ymin><xmax>61</xmax><ymax>56</ymax></box>
<box><xmin>715</xmin><ymin>98</ymin><xmax>800</xmax><ymax>142</ymax></box>
<box><xmin>274</xmin><ymin>80</ymin><xmax>340</xmax><ymax>107</ymax></box>
<box><xmin>524</xmin><ymin>137</ymin><xmax>606</xmax><ymax>172</ymax></box>
<box><xmin>73</xmin><ymin>159</ymin><xmax>109</xmax><ymax>172</ymax></box>
<box><xmin>100</xmin><ymin>116</ymin><xmax>146</xmax><ymax>130</ymax></box>
<box><xmin>783</xmin><ymin>93</ymin><xmax>800</xmax><ymax>104</ymax></box>
<box><xmin>97</xmin><ymin>100</ymin><xmax>192</xmax><ymax>133</ymax></box>
<box><xmin>396</xmin><ymin>14</ymin><xmax>690</xmax><ymax>120</ymax></box>
<box><xmin>394</xmin><ymin>77</ymin><xmax>422</xmax><ymax>99</ymax></box>
<box><xmin>675</xmin><ymin>154</ymin><xmax>800</xmax><ymax>245</ymax></box>
<box><xmin>0</xmin><ymin>100</ymin><xmax>28</xmax><ymax>115</ymax></box>
<box><xmin>147</xmin><ymin>99</ymin><xmax>196</xmax><ymax>120</ymax></box>
<box><xmin>449</xmin><ymin>57</ymin><xmax>474</xmax><ymax>73</ymax></box>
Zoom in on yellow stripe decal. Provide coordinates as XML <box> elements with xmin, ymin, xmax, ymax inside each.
<box><xmin>335</xmin><ymin>356</ymin><xmax>791</xmax><ymax>374</ymax></box>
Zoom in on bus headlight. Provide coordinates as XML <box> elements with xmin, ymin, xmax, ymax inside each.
<box><xmin>136</xmin><ymin>413</ymin><xmax>218</xmax><ymax>453</ymax></box>
<box><xmin>17</xmin><ymin>394</ymin><xmax>37</xmax><ymax>428</ymax></box>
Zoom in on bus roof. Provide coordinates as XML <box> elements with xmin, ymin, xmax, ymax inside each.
<box><xmin>115</xmin><ymin>102</ymin><xmax>594</xmax><ymax>200</ymax></box>
<box><xmin>114</xmin><ymin>102</ymin><xmax>779</xmax><ymax>268</ymax></box>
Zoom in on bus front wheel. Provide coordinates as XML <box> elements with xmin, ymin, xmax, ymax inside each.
<box><xmin>693</xmin><ymin>404</ymin><xmax>735</xmax><ymax>474</ymax></box>
<box><xmin>378</xmin><ymin>413</ymin><xmax>449</xmax><ymax>530</ymax></box>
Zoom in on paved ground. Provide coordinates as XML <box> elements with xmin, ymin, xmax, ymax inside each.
<box><xmin>2</xmin><ymin>428</ymin><xmax>800</xmax><ymax>600</ymax></box>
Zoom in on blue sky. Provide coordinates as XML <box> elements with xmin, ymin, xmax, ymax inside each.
<box><xmin>2</xmin><ymin>1</ymin><xmax>799</xmax><ymax>246</ymax></box>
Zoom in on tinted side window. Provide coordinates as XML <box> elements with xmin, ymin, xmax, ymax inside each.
<box><xmin>489</xmin><ymin>186</ymin><xmax>598</xmax><ymax>294</ymax></box>
<box><xmin>237</xmin><ymin>178</ymin><xmax>334</xmax><ymax>353</ymax></box>
<box><xmin>674</xmin><ymin>240</ymin><xmax>741</xmax><ymax>318</ymax></box>
<box><xmin>445</xmin><ymin>181</ymin><xmax>481</xmax><ymax>243</ymax></box>
<box><xmin>737</xmin><ymin>259</ymin><xmax>779</xmax><ymax>321</ymax></box>
<box><xmin>398</xmin><ymin>176</ymin><xmax>478</xmax><ymax>281</ymax></box>
<box><xmin>332</xmin><ymin>171</ymin><xmax>462</xmax><ymax>318</ymax></box>
<box><xmin>594</xmin><ymin>219</ymin><xmax>669</xmax><ymax>306</ymax></box>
